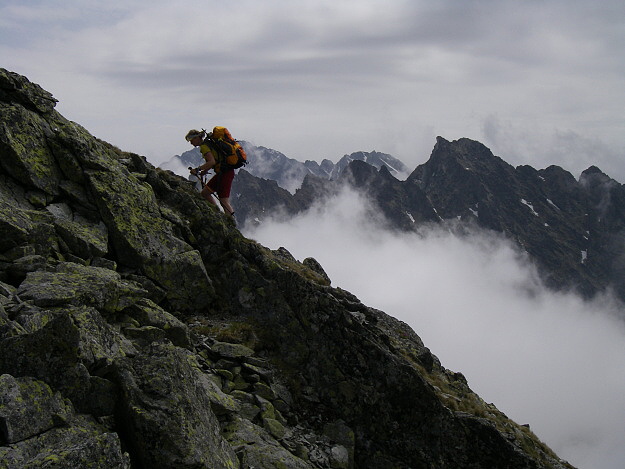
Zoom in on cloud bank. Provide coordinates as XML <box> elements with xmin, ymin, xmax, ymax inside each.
<box><xmin>244</xmin><ymin>188</ymin><xmax>625</xmax><ymax>469</ymax></box>
<box><xmin>2</xmin><ymin>0</ymin><xmax>624</xmax><ymax>181</ymax></box>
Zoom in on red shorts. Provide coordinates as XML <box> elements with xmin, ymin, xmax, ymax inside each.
<box><xmin>206</xmin><ymin>169</ymin><xmax>235</xmax><ymax>198</ymax></box>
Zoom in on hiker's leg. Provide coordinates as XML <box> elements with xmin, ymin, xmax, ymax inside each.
<box><xmin>216</xmin><ymin>170</ymin><xmax>235</xmax><ymax>217</ymax></box>
<box><xmin>219</xmin><ymin>197</ymin><xmax>235</xmax><ymax>217</ymax></box>
<box><xmin>201</xmin><ymin>186</ymin><xmax>217</xmax><ymax>205</ymax></box>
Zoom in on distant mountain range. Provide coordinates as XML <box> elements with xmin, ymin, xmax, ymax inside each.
<box><xmin>162</xmin><ymin>136</ymin><xmax>625</xmax><ymax>305</ymax></box>
<box><xmin>161</xmin><ymin>142</ymin><xmax>410</xmax><ymax>193</ymax></box>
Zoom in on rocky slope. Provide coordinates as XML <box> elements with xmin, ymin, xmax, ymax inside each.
<box><xmin>0</xmin><ymin>68</ymin><xmax>574</xmax><ymax>468</ymax></box>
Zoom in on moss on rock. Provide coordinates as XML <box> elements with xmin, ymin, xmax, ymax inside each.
<box><xmin>16</xmin><ymin>262</ymin><xmax>145</xmax><ymax>314</ymax></box>
<box><xmin>0</xmin><ymin>374</ymin><xmax>72</xmax><ymax>444</ymax></box>
<box><xmin>112</xmin><ymin>342</ymin><xmax>238</xmax><ymax>469</ymax></box>
<box><xmin>0</xmin><ymin>103</ymin><xmax>62</xmax><ymax>196</ymax></box>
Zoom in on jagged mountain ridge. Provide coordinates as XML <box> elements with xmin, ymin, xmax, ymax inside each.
<box><xmin>408</xmin><ymin>137</ymin><xmax>625</xmax><ymax>300</ymax></box>
<box><xmin>0</xmin><ymin>68</ymin><xmax>574</xmax><ymax>468</ymax></box>
<box><xmin>233</xmin><ymin>136</ymin><xmax>625</xmax><ymax>304</ymax></box>
<box><xmin>161</xmin><ymin>142</ymin><xmax>409</xmax><ymax>193</ymax></box>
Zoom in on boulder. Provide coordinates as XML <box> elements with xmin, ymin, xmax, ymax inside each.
<box><xmin>0</xmin><ymin>415</ymin><xmax>130</xmax><ymax>469</ymax></box>
<box><xmin>112</xmin><ymin>342</ymin><xmax>238</xmax><ymax>469</ymax></box>
<box><xmin>0</xmin><ymin>306</ymin><xmax>134</xmax><ymax>415</ymax></box>
<box><xmin>122</xmin><ymin>298</ymin><xmax>191</xmax><ymax>348</ymax></box>
<box><xmin>0</xmin><ymin>68</ymin><xmax>57</xmax><ymax>114</ymax></box>
<box><xmin>16</xmin><ymin>262</ymin><xmax>145</xmax><ymax>314</ymax></box>
<box><xmin>0</xmin><ymin>199</ymin><xmax>34</xmax><ymax>252</ymax></box>
<box><xmin>0</xmin><ymin>374</ymin><xmax>72</xmax><ymax>444</ymax></box>
<box><xmin>223</xmin><ymin>416</ymin><xmax>314</xmax><ymax>469</ymax></box>
<box><xmin>86</xmin><ymin>169</ymin><xmax>215</xmax><ymax>312</ymax></box>
<box><xmin>46</xmin><ymin>203</ymin><xmax>108</xmax><ymax>259</ymax></box>
<box><xmin>0</xmin><ymin>102</ymin><xmax>62</xmax><ymax>197</ymax></box>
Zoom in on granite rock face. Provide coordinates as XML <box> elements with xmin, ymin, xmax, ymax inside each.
<box><xmin>0</xmin><ymin>68</ymin><xmax>574</xmax><ymax>468</ymax></box>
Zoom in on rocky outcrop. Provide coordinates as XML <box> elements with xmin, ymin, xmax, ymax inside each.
<box><xmin>0</xmin><ymin>68</ymin><xmax>574</xmax><ymax>468</ymax></box>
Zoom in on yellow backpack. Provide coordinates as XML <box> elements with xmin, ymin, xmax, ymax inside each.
<box><xmin>205</xmin><ymin>126</ymin><xmax>248</xmax><ymax>169</ymax></box>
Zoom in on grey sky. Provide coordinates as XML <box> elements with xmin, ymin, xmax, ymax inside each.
<box><xmin>2</xmin><ymin>0</ymin><xmax>624</xmax><ymax>180</ymax></box>
<box><xmin>3</xmin><ymin>3</ymin><xmax>625</xmax><ymax>467</ymax></box>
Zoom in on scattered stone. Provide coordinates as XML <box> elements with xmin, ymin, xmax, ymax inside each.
<box><xmin>211</xmin><ymin>341</ymin><xmax>255</xmax><ymax>359</ymax></box>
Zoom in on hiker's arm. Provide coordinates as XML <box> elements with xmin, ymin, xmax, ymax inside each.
<box><xmin>196</xmin><ymin>151</ymin><xmax>216</xmax><ymax>173</ymax></box>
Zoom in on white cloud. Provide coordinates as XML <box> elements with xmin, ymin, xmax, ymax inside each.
<box><xmin>2</xmin><ymin>0</ymin><xmax>624</xmax><ymax>173</ymax></box>
<box><xmin>244</xmin><ymin>187</ymin><xmax>625</xmax><ymax>469</ymax></box>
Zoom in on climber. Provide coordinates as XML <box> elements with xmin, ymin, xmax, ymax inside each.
<box><xmin>185</xmin><ymin>129</ymin><xmax>236</xmax><ymax>219</ymax></box>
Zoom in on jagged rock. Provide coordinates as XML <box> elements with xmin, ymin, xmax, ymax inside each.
<box><xmin>231</xmin><ymin>390</ymin><xmax>262</xmax><ymax>420</ymax></box>
<box><xmin>0</xmin><ymin>374</ymin><xmax>72</xmax><ymax>444</ymax></box>
<box><xmin>86</xmin><ymin>168</ymin><xmax>216</xmax><ymax>312</ymax></box>
<box><xmin>0</xmin><ymin>101</ymin><xmax>62</xmax><ymax>197</ymax></box>
<box><xmin>203</xmin><ymin>375</ymin><xmax>241</xmax><ymax>416</ymax></box>
<box><xmin>0</xmin><ymin>68</ymin><xmax>57</xmax><ymax>114</ymax></box>
<box><xmin>329</xmin><ymin>445</ymin><xmax>350</xmax><ymax>469</ymax></box>
<box><xmin>46</xmin><ymin>202</ymin><xmax>108</xmax><ymax>259</ymax></box>
<box><xmin>323</xmin><ymin>420</ymin><xmax>355</xmax><ymax>469</ymax></box>
<box><xmin>122</xmin><ymin>298</ymin><xmax>191</xmax><ymax>349</ymax></box>
<box><xmin>0</xmin><ymin>313</ymin><xmax>25</xmax><ymax>339</ymax></box>
<box><xmin>0</xmin><ymin>196</ymin><xmax>35</xmax><ymax>253</ymax></box>
<box><xmin>263</xmin><ymin>417</ymin><xmax>286</xmax><ymax>439</ymax></box>
<box><xmin>224</xmin><ymin>416</ymin><xmax>314</xmax><ymax>469</ymax></box>
<box><xmin>211</xmin><ymin>340</ymin><xmax>255</xmax><ymax>359</ymax></box>
<box><xmin>303</xmin><ymin>256</ymin><xmax>331</xmax><ymax>284</ymax></box>
<box><xmin>5</xmin><ymin>255</ymin><xmax>47</xmax><ymax>285</ymax></box>
<box><xmin>0</xmin><ymin>305</ymin><xmax>134</xmax><ymax>415</ymax></box>
<box><xmin>0</xmin><ymin>74</ymin><xmax>216</xmax><ymax>312</ymax></box>
<box><xmin>253</xmin><ymin>382</ymin><xmax>277</xmax><ymax>401</ymax></box>
<box><xmin>16</xmin><ymin>262</ymin><xmax>145</xmax><ymax>314</ymax></box>
<box><xmin>112</xmin><ymin>342</ymin><xmax>238</xmax><ymax>469</ymax></box>
<box><xmin>0</xmin><ymin>415</ymin><xmax>130</xmax><ymax>469</ymax></box>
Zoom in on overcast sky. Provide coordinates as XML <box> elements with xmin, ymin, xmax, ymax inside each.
<box><xmin>3</xmin><ymin>3</ymin><xmax>625</xmax><ymax>467</ymax></box>
<box><xmin>2</xmin><ymin>0</ymin><xmax>624</xmax><ymax>180</ymax></box>
<box><xmin>245</xmin><ymin>188</ymin><xmax>625</xmax><ymax>469</ymax></box>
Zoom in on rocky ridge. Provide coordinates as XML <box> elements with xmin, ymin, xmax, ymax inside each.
<box><xmin>234</xmin><ymin>136</ymin><xmax>625</xmax><ymax>304</ymax></box>
<box><xmin>0</xmin><ymin>68</ymin><xmax>574</xmax><ymax>468</ymax></box>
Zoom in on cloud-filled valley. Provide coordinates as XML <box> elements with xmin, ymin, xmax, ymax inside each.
<box><xmin>244</xmin><ymin>187</ymin><xmax>625</xmax><ymax>469</ymax></box>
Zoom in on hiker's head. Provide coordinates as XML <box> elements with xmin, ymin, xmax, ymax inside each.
<box><xmin>185</xmin><ymin>129</ymin><xmax>205</xmax><ymax>146</ymax></box>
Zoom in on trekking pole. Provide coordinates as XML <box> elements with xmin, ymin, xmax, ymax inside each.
<box><xmin>188</xmin><ymin>166</ymin><xmax>206</xmax><ymax>189</ymax></box>
<box><xmin>188</xmin><ymin>167</ymin><xmax>230</xmax><ymax>216</ymax></box>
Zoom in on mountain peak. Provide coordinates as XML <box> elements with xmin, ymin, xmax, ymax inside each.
<box><xmin>582</xmin><ymin>165</ymin><xmax>605</xmax><ymax>176</ymax></box>
<box><xmin>431</xmin><ymin>136</ymin><xmax>499</xmax><ymax>164</ymax></box>
<box><xmin>408</xmin><ymin>136</ymin><xmax>511</xmax><ymax>197</ymax></box>
<box><xmin>579</xmin><ymin>165</ymin><xmax>614</xmax><ymax>185</ymax></box>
